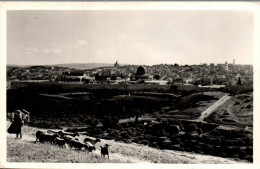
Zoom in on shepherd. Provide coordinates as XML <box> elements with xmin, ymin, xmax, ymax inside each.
<box><xmin>7</xmin><ymin>110</ymin><xmax>23</xmax><ymax>139</ymax></box>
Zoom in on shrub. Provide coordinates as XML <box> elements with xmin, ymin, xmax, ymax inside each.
<box><xmin>126</xmin><ymin>128</ymin><xmax>135</xmax><ymax>136</ymax></box>
<box><xmin>103</xmin><ymin>116</ymin><xmax>119</xmax><ymax>128</ymax></box>
<box><xmin>120</xmin><ymin>131</ymin><xmax>130</xmax><ymax>139</ymax></box>
<box><xmin>185</xmin><ymin>123</ymin><xmax>198</xmax><ymax>133</ymax></box>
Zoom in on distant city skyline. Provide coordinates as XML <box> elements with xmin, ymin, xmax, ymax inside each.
<box><xmin>7</xmin><ymin>10</ymin><xmax>253</xmax><ymax>66</ymax></box>
<box><xmin>6</xmin><ymin>60</ymin><xmax>253</xmax><ymax>67</ymax></box>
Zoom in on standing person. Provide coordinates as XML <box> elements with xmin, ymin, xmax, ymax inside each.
<box><xmin>7</xmin><ymin>110</ymin><xmax>23</xmax><ymax>139</ymax></box>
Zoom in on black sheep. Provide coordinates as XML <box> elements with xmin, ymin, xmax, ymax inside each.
<box><xmin>54</xmin><ymin>137</ymin><xmax>67</xmax><ymax>148</ymax></box>
<box><xmin>84</xmin><ymin>136</ymin><xmax>101</xmax><ymax>145</ymax></box>
<box><xmin>36</xmin><ymin>131</ymin><xmax>59</xmax><ymax>143</ymax></box>
<box><xmin>68</xmin><ymin>139</ymin><xmax>95</xmax><ymax>153</ymax></box>
<box><xmin>100</xmin><ymin>144</ymin><xmax>110</xmax><ymax>159</ymax></box>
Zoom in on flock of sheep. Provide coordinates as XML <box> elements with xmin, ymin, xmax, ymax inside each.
<box><xmin>35</xmin><ymin>130</ymin><xmax>110</xmax><ymax>159</ymax></box>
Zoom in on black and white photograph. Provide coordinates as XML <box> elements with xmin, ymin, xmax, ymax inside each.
<box><xmin>1</xmin><ymin>1</ymin><xmax>260</xmax><ymax>168</ymax></box>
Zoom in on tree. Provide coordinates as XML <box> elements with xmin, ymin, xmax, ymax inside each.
<box><xmin>154</xmin><ymin>74</ymin><xmax>160</xmax><ymax>80</ymax></box>
<box><xmin>237</xmin><ymin>77</ymin><xmax>242</xmax><ymax>85</ymax></box>
<box><xmin>95</xmin><ymin>73</ymin><xmax>101</xmax><ymax>81</ymax></box>
<box><xmin>110</xmin><ymin>76</ymin><xmax>116</xmax><ymax>80</ymax></box>
<box><xmin>134</xmin><ymin>108</ymin><xmax>141</xmax><ymax>124</ymax></box>
<box><xmin>120</xmin><ymin>73</ymin><xmax>124</xmax><ymax>78</ymax></box>
<box><xmin>82</xmin><ymin>78</ymin><xmax>90</xmax><ymax>84</ymax></box>
<box><xmin>137</xmin><ymin>79</ymin><xmax>145</xmax><ymax>84</ymax></box>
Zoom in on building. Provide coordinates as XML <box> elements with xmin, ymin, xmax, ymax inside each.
<box><xmin>225</xmin><ymin>61</ymin><xmax>228</xmax><ymax>71</ymax></box>
<box><xmin>62</xmin><ymin>71</ymin><xmax>89</xmax><ymax>82</ymax></box>
<box><xmin>132</xmin><ymin>66</ymin><xmax>149</xmax><ymax>80</ymax></box>
<box><xmin>114</xmin><ymin>61</ymin><xmax>119</xmax><ymax>67</ymax></box>
<box><xmin>210</xmin><ymin>63</ymin><xmax>215</xmax><ymax>67</ymax></box>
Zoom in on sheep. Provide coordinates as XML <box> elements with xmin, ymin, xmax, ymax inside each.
<box><xmin>100</xmin><ymin>144</ymin><xmax>110</xmax><ymax>159</ymax></box>
<box><xmin>83</xmin><ymin>136</ymin><xmax>101</xmax><ymax>146</ymax></box>
<box><xmin>63</xmin><ymin>135</ymin><xmax>75</xmax><ymax>141</ymax></box>
<box><xmin>54</xmin><ymin>137</ymin><xmax>67</xmax><ymax>148</ymax></box>
<box><xmin>85</xmin><ymin>141</ymin><xmax>96</xmax><ymax>152</ymax></box>
<box><xmin>42</xmin><ymin>133</ymin><xmax>60</xmax><ymax>144</ymax></box>
<box><xmin>67</xmin><ymin>139</ymin><xmax>94</xmax><ymax>153</ymax></box>
<box><xmin>47</xmin><ymin>130</ymin><xmax>79</xmax><ymax>137</ymax></box>
<box><xmin>47</xmin><ymin>129</ymin><xmax>60</xmax><ymax>134</ymax></box>
<box><xmin>36</xmin><ymin>131</ymin><xmax>45</xmax><ymax>142</ymax></box>
<box><xmin>67</xmin><ymin>139</ymin><xmax>84</xmax><ymax>149</ymax></box>
<box><xmin>36</xmin><ymin>131</ymin><xmax>59</xmax><ymax>143</ymax></box>
<box><xmin>59</xmin><ymin>131</ymin><xmax>80</xmax><ymax>137</ymax></box>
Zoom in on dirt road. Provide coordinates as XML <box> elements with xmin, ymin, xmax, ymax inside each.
<box><xmin>198</xmin><ymin>94</ymin><xmax>231</xmax><ymax>121</ymax></box>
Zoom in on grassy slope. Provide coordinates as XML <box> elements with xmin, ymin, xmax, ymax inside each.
<box><xmin>7</xmin><ymin>122</ymin><xmax>248</xmax><ymax>163</ymax></box>
<box><xmin>7</xmin><ymin>137</ymin><xmax>119</xmax><ymax>163</ymax></box>
<box><xmin>7</xmin><ymin>124</ymin><xmax>123</xmax><ymax>163</ymax></box>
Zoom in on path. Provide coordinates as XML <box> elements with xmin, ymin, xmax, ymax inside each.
<box><xmin>197</xmin><ymin>94</ymin><xmax>231</xmax><ymax>121</ymax></box>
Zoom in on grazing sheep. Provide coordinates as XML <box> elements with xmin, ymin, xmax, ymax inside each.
<box><xmin>47</xmin><ymin>130</ymin><xmax>79</xmax><ymax>137</ymax></box>
<box><xmin>54</xmin><ymin>137</ymin><xmax>67</xmax><ymax>148</ymax></box>
<box><xmin>67</xmin><ymin>139</ymin><xmax>95</xmax><ymax>154</ymax></box>
<box><xmin>36</xmin><ymin>131</ymin><xmax>59</xmax><ymax>143</ymax></box>
<box><xmin>63</xmin><ymin>135</ymin><xmax>75</xmax><ymax>141</ymax></box>
<box><xmin>62</xmin><ymin>135</ymin><xmax>80</xmax><ymax>144</ymax></box>
<box><xmin>47</xmin><ymin>129</ymin><xmax>60</xmax><ymax>134</ymax></box>
<box><xmin>36</xmin><ymin>131</ymin><xmax>45</xmax><ymax>142</ymax></box>
<box><xmin>100</xmin><ymin>144</ymin><xmax>110</xmax><ymax>159</ymax></box>
<box><xmin>59</xmin><ymin>131</ymin><xmax>80</xmax><ymax>137</ymax></box>
<box><xmin>85</xmin><ymin>141</ymin><xmax>96</xmax><ymax>152</ymax></box>
<box><xmin>83</xmin><ymin>136</ymin><xmax>101</xmax><ymax>146</ymax></box>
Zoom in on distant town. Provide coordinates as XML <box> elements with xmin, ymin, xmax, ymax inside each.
<box><xmin>7</xmin><ymin>60</ymin><xmax>253</xmax><ymax>88</ymax></box>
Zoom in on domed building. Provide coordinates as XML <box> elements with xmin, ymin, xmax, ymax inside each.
<box><xmin>136</xmin><ymin>66</ymin><xmax>147</xmax><ymax>75</ymax></box>
<box><xmin>134</xmin><ymin>66</ymin><xmax>149</xmax><ymax>80</ymax></box>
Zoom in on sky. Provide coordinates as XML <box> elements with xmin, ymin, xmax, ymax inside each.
<box><xmin>7</xmin><ymin>10</ymin><xmax>253</xmax><ymax>65</ymax></box>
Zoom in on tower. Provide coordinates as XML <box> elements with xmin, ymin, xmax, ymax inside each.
<box><xmin>233</xmin><ymin>59</ymin><xmax>235</xmax><ymax>65</ymax></box>
<box><xmin>114</xmin><ymin>60</ymin><xmax>119</xmax><ymax>67</ymax></box>
<box><xmin>225</xmin><ymin>61</ymin><xmax>228</xmax><ymax>71</ymax></box>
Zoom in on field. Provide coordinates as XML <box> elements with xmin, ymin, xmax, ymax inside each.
<box><xmin>205</xmin><ymin>92</ymin><xmax>253</xmax><ymax>128</ymax></box>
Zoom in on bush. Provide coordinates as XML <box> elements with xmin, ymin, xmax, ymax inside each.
<box><xmin>185</xmin><ymin>123</ymin><xmax>198</xmax><ymax>133</ymax></box>
<box><xmin>120</xmin><ymin>131</ymin><xmax>130</xmax><ymax>139</ymax></box>
<box><xmin>126</xmin><ymin>128</ymin><xmax>135</xmax><ymax>136</ymax></box>
<box><xmin>226</xmin><ymin>85</ymin><xmax>253</xmax><ymax>95</ymax></box>
<box><xmin>103</xmin><ymin>116</ymin><xmax>119</xmax><ymax>128</ymax></box>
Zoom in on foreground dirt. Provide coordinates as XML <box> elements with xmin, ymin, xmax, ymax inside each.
<box><xmin>7</xmin><ymin>123</ymin><xmax>248</xmax><ymax>163</ymax></box>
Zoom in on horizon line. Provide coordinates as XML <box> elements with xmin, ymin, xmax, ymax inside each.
<box><xmin>6</xmin><ymin>62</ymin><xmax>253</xmax><ymax>67</ymax></box>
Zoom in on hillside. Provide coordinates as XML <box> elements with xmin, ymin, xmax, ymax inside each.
<box><xmin>6</xmin><ymin>123</ymin><xmax>248</xmax><ymax>164</ymax></box>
